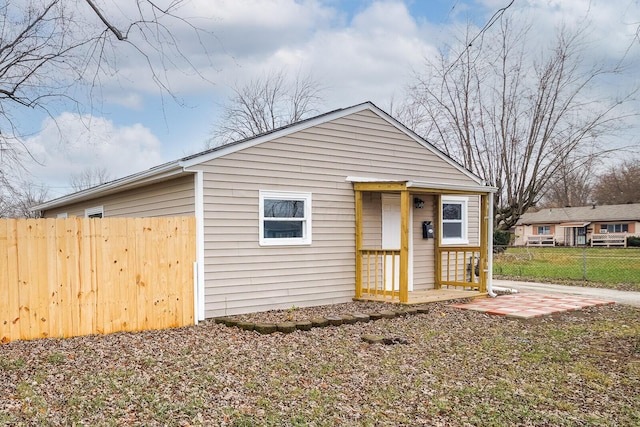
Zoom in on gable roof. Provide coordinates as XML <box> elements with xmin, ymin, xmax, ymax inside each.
<box><xmin>517</xmin><ymin>203</ymin><xmax>640</xmax><ymax>225</ymax></box>
<box><xmin>33</xmin><ymin>101</ymin><xmax>485</xmax><ymax>212</ymax></box>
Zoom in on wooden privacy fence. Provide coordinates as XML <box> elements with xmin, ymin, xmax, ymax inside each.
<box><xmin>0</xmin><ymin>217</ymin><xmax>196</xmax><ymax>343</ymax></box>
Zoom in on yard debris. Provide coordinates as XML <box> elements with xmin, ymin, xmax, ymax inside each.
<box><xmin>381</xmin><ymin>337</ymin><xmax>409</xmax><ymax>345</ymax></box>
<box><xmin>362</xmin><ymin>334</ymin><xmax>384</xmax><ymax>344</ymax></box>
<box><xmin>361</xmin><ymin>335</ymin><xmax>410</xmax><ymax>345</ymax></box>
<box><xmin>2</xmin><ymin>301</ymin><xmax>637</xmax><ymax>426</ymax></box>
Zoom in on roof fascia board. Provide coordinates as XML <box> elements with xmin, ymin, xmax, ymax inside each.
<box><xmin>32</xmin><ymin>162</ymin><xmax>185</xmax><ymax>211</ymax></box>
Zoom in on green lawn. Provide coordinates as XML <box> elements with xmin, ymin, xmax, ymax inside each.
<box><xmin>493</xmin><ymin>247</ymin><xmax>640</xmax><ymax>290</ymax></box>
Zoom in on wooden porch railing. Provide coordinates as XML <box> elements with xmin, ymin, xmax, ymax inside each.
<box><xmin>357</xmin><ymin>249</ymin><xmax>401</xmax><ymax>300</ymax></box>
<box><xmin>437</xmin><ymin>247</ymin><xmax>485</xmax><ymax>291</ymax></box>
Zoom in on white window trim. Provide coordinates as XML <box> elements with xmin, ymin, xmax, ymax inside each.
<box><xmin>441</xmin><ymin>196</ymin><xmax>468</xmax><ymax>245</ymax></box>
<box><xmin>56</xmin><ymin>213</ymin><xmax>68</xmax><ymax>219</ymax></box>
<box><xmin>537</xmin><ymin>225</ymin><xmax>551</xmax><ymax>235</ymax></box>
<box><xmin>85</xmin><ymin>206</ymin><xmax>104</xmax><ymax>218</ymax></box>
<box><xmin>259</xmin><ymin>190</ymin><xmax>312</xmax><ymax>246</ymax></box>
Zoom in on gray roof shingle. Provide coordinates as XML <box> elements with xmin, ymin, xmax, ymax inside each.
<box><xmin>516</xmin><ymin>203</ymin><xmax>640</xmax><ymax>225</ymax></box>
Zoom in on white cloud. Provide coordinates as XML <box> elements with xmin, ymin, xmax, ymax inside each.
<box><xmin>105</xmin><ymin>92</ymin><xmax>145</xmax><ymax>110</ymax></box>
<box><xmin>207</xmin><ymin>1</ymin><xmax>439</xmax><ymax>109</ymax></box>
<box><xmin>22</xmin><ymin>113</ymin><xmax>163</xmax><ymax>197</ymax></box>
<box><xmin>13</xmin><ymin>0</ymin><xmax>637</xmax><ymax>174</ymax></box>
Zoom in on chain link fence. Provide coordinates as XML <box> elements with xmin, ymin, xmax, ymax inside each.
<box><xmin>492</xmin><ymin>246</ymin><xmax>640</xmax><ymax>289</ymax></box>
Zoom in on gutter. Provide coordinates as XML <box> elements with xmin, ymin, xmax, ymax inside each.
<box><xmin>487</xmin><ymin>191</ymin><xmax>497</xmax><ymax>298</ymax></box>
<box><xmin>31</xmin><ymin>160</ymin><xmax>185</xmax><ymax>212</ymax></box>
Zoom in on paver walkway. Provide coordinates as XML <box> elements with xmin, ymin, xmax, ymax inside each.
<box><xmin>450</xmin><ymin>293</ymin><xmax>614</xmax><ymax>319</ymax></box>
<box><xmin>494</xmin><ymin>279</ymin><xmax>640</xmax><ymax>307</ymax></box>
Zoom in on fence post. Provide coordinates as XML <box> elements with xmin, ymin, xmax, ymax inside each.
<box><xmin>582</xmin><ymin>247</ymin><xmax>587</xmax><ymax>280</ymax></box>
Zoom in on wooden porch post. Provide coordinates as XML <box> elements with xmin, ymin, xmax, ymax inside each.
<box><xmin>399</xmin><ymin>190</ymin><xmax>410</xmax><ymax>303</ymax></box>
<box><xmin>354</xmin><ymin>190</ymin><xmax>363</xmax><ymax>299</ymax></box>
<box><xmin>434</xmin><ymin>194</ymin><xmax>442</xmax><ymax>289</ymax></box>
<box><xmin>479</xmin><ymin>194</ymin><xmax>489</xmax><ymax>293</ymax></box>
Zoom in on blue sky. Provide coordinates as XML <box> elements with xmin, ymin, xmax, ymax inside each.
<box><xmin>15</xmin><ymin>0</ymin><xmax>640</xmax><ymax>197</ymax></box>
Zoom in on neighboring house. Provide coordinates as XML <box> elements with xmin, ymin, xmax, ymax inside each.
<box><xmin>33</xmin><ymin>102</ymin><xmax>497</xmax><ymax>321</ymax></box>
<box><xmin>514</xmin><ymin>204</ymin><xmax>640</xmax><ymax>247</ymax></box>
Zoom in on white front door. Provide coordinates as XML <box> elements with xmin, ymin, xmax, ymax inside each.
<box><xmin>381</xmin><ymin>194</ymin><xmax>413</xmax><ymax>292</ymax></box>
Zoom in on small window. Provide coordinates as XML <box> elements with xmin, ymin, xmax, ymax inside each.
<box><xmin>57</xmin><ymin>213</ymin><xmax>68</xmax><ymax>219</ymax></box>
<box><xmin>85</xmin><ymin>206</ymin><xmax>104</xmax><ymax>218</ymax></box>
<box><xmin>259</xmin><ymin>191</ymin><xmax>312</xmax><ymax>246</ymax></box>
<box><xmin>537</xmin><ymin>225</ymin><xmax>551</xmax><ymax>235</ymax></box>
<box><xmin>441</xmin><ymin>196</ymin><xmax>467</xmax><ymax>244</ymax></box>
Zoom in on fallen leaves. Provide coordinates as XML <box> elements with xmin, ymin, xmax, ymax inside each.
<box><xmin>0</xmin><ymin>302</ymin><xmax>638</xmax><ymax>426</ymax></box>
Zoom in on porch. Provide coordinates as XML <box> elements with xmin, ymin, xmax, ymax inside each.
<box><xmin>350</xmin><ymin>179</ymin><xmax>494</xmax><ymax>305</ymax></box>
<box><xmin>355</xmin><ymin>288</ymin><xmax>487</xmax><ymax>304</ymax></box>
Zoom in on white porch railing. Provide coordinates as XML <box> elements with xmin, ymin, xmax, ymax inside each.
<box><xmin>591</xmin><ymin>233</ymin><xmax>627</xmax><ymax>247</ymax></box>
<box><xmin>527</xmin><ymin>235</ymin><xmax>555</xmax><ymax>246</ymax></box>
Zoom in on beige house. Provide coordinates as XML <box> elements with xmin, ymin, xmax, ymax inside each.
<box><xmin>514</xmin><ymin>204</ymin><xmax>640</xmax><ymax>247</ymax></box>
<box><xmin>34</xmin><ymin>102</ymin><xmax>497</xmax><ymax>320</ymax></box>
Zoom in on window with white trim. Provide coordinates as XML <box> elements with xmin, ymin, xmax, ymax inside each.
<box><xmin>85</xmin><ymin>206</ymin><xmax>104</xmax><ymax>218</ymax></box>
<box><xmin>441</xmin><ymin>196</ymin><xmax>468</xmax><ymax>244</ymax></box>
<box><xmin>600</xmin><ymin>223</ymin><xmax>628</xmax><ymax>233</ymax></box>
<box><xmin>57</xmin><ymin>213</ymin><xmax>68</xmax><ymax>219</ymax></box>
<box><xmin>259</xmin><ymin>191</ymin><xmax>312</xmax><ymax>246</ymax></box>
<box><xmin>537</xmin><ymin>225</ymin><xmax>551</xmax><ymax>235</ymax></box>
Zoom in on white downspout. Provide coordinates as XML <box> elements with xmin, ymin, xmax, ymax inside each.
<box><xmin>487</xmin><ymin>192</ymin><xmax>497</xmax><ymax>298</ymax></box>
<box><xmin>185</xmin><ymin>168</ymin><xmax>206</xmax><ymax>322</ymax></box>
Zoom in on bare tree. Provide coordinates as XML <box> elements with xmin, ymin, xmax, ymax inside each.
<box><xmin>69</xmin><ymin>166</ymin><xmax>111</xmax><ymax>192</ymax></box>
<box><xmin>208</xmin><ymin>69</ymin><xmax>324</xmax><ymax>147</ymax></box>
<box><xmin>0</xmin><ymin>177</ymin><xmax>49</xmax><ymax>218</ymax></box>
<box><xmin>592</xmin><ymin>160</ymin><xmax>640</xmax><ymax>205</ymax></box>
<box><xmin>538</xmin><ymin>155</ymin><xmax>596</xmax><ymax>208</ymax></box>
<box><xmin>405</xmin><ymin>18</ymin><xmax>636</xmax><ymax>230</ymax></box>
<box><xmin>1</xmin><ymin>0</ymin><xmax>213</xmax><ymax>197</ymax></box>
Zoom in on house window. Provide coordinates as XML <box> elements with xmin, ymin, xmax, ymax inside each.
<box><xmin>57</xmin><ymin>213</ymin><xmax>68</xmax><ymax>219</ymax></box>
<box><xmin>259</xmin><ymin>191</ymin><xmax>312</xmax><ymax>246</ymax></box>
<box><xmin>600</xmin><ymin>224</ymin><xmax>628</xmax><ymax>233</ymax></box>
<box><xmin>441</xmin><ymin>196</ymin><xmax>467</xmax><ymax>244</ymax></box>
<box><xmin>537</xmin><ymin>225</ymin><xmax>551</xmax><ymax>235</ymax></box>
<box><xmin>85</xmin><ymin>206</ymin><xmax>104</xmax><ymax>218</ymax></box>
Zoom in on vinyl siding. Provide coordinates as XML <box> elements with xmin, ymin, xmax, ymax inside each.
<box><xmin>412</xmin><ymin>195</ymin><xmax>436</xmax><ymax>291</ymax></box>
<box><xmin>196</xmin><ymin>110</ymin><xmax>481</xmax><ymax>317</ymax></box>
<box><xmin>467</xmin><ymin>195</ymin><xmax>480</xmax><ymax>246</ymax></box>
<box><xmin>362</xmin><ymin>192</ymin><xmax>382</xmax><ymax>248</ymax></box>
<box><xmin>42</xmin><ymin>175</ymin><xmax>196</xmax><ymax>218</ymax></box>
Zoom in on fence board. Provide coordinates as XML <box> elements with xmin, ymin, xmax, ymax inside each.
<box><xmin>4</xmin><ymin>220</ymin><xmax>20</xmax><ymax>343</ymax></box>
<box><xmin>1</xmin><ymin>217</ymin><xmax>195</xmax><ymax>343</ymax></box>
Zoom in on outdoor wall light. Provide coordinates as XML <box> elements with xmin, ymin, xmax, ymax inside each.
<box><xmin>414</xmin><ymin>197</ymin><xmax>425</xmax><ymax>209</ymax></box>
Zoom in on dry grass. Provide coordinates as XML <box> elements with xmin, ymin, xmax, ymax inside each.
<box><xmin>1</xmin><ymin>301</ymin><xmax>639</xmax><ymax>426</ymax></box>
